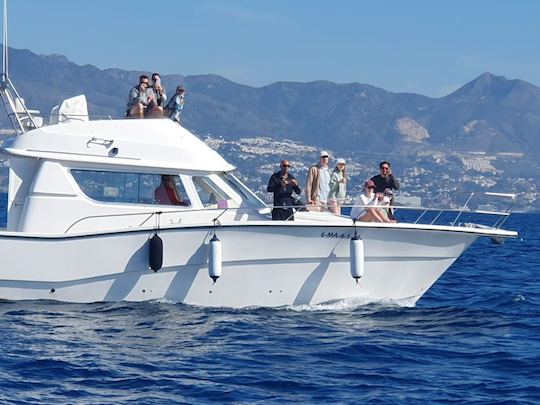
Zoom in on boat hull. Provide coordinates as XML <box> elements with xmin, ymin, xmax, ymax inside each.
<box><xmin>0</xmin><ymin>224</ymin><xmax>478</xmax><ymax>307</ymax></box>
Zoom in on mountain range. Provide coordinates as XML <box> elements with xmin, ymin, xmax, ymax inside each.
<box><xmin>1</xmin><ymin>45</ymin><xmax>540</xmax><ymax>158</ymax></box>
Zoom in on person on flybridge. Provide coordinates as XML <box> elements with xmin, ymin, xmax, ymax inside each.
<box><xmin>164</xmin><ymin>85</ymin><xmax>186</xmax><ymax>124</ymax></box>
<box><xmin>126</xmin><ymin>75</ymin><xmax>162</xmax><ymax>118</ymax></box>
<box><xmin>150</xmin><ymin>73</ymin><xmax>167</xmax><ymax>108</ymax></box>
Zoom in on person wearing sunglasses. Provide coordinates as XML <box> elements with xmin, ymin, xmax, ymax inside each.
<box><xmin>126</xmin><ymin>74</ymin><xmax>160</xmax><ymax>118</ymax></box>
<box><xmin>267</xmin><ymin>160</ymin><xmax>302</xmax><ymax>221</ymax></box>
<box><xmin>305</xmin><ymin>150</ymin><xmax>331</xmax><ymax>211</ymax></box>
<box><xmin>370</xmin><ymin>161</ymin><xmax>400</xmax><ymax>220</ymax></box>
<box><xmin>371</xmin><ymin>161</ymin><xmax>400</xmax><ymax>194</ymax></box>
<box><xmin>350</xmin><ymin>180</ymin><xmax>391</xmax><ymax>222</ymax></box>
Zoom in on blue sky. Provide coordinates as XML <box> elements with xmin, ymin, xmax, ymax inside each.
<box><xmin>6</xmin><ymin>0</ymin><xmax>540</xmax><ymax>97</ymax></box>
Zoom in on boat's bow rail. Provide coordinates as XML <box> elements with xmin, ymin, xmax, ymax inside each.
<box><xmin>338</xmin><ymin>191</ymin><xmax>516</xmax><ymax>228</ymax></box>
<box><xmin>397</xmin><ymin>191</ymin><xmax>516</xmax><ymax>229</ymax></box>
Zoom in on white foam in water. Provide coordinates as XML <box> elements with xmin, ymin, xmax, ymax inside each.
<box><xmin>148</xmin><ymin>296</ymin><xmax>418</xmax><ymax>311</ymax></box>
<box><xmin>150</xmin><ymin>297</ymin><xmax>179</xmax><ymax>305</ymax></box>
<box><xmin>286</xmin><ymin>296</ymin><xmax>417</xmax><ymax>312</ymax></box>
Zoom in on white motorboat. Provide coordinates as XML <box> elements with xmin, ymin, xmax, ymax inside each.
<box><xmin>0</xmin><ymin>106</ymin><xmax>519</xmax><ymax>306</ymax></box>
<box><xmin>0</xmin><ymin>5</ymin><xmax>518</xmax><ymax>307</ymax></box>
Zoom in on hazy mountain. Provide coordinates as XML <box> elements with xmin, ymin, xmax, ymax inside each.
<box><xmin>1</xmin><ymin>45</ymin><xmax>540</xmax><ymax>157</ymax></box>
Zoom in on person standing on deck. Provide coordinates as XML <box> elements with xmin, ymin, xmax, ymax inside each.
<box><xmin>371</xmin><ymin>161</ymin><xmax>400</xmax><ymax>193</ymax></box>
<box><xmin>267</xmin><ymin>160</ymin><xmax>301</xmax><ymax>221</ymax></box>
<box><xmin>305</xmin><ymin>151</ymin><xmax>331</xmax><ymax>211</ymax></box>
<box><xmin>371</xmin><ymin>161</ymin><xmax>400</xmax><ymax>220</ymax></box>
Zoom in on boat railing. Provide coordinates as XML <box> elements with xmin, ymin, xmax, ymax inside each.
<box><xmin>0</xmin><ymin>73</ymin><xmax>40</xmax><ymax>134</ymax></box>
<box><xmin>49</xmin><ymin>113</ymin><xmax>115</xmax><ymax>121</ymax></box>
<box><xmin>340</xmin><ymin>191</ymin><xmax>516</xmax><ymax>229</ymax></box>
<box><xmin>63</xmin><ymin>205</ymin><xmax>266</xmax><ymax>234</ymax></box>
<box><xmin>276</xmin><ymin>190</ymin><xmax>515</xmax><ymax>227</ymax></box>
<box><xmin>61</xmin><ymin>192</ymin><xmax>516</xmax><ymax>234</ymax></box>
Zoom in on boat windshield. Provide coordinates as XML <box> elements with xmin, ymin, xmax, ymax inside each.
<box><xmin>217</xmin><ymin>172</ymin><xmax>266</xmax><ymax>209</ymax></box>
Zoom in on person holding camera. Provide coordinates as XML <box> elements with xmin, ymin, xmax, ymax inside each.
<box><xmin>371</xmin><ymin>161</ymin><xmax>400</xmax><ymax>220</ymax></box>
<box><xmin>267</xmin><ymin>160</ymin><xmax>302</xmax><ymax>221</ymax></box>
<box><xmin>350</xmin><ymin>180</ymin><xmax>391</xmax><ymax>223</ymax></box>
<box><xmin>126</xmin><ymin>74</ymin><xmax>160</xmax><ymax>118</ymax></box>
<box><xmin>150</xmin><ymin>73</ymin><xmax>167</xmax><ymax>110</ymax></box>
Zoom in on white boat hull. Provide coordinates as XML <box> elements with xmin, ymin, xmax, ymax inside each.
<box><xmin>0</xmin><ymin>223</ymin><xmax>479</xmax><ymax>307</ymax></box>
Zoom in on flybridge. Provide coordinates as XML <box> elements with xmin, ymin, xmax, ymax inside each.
<box><xmin>1</xmin><ymin>119</ymin><xmax>235</xmax><ymax>173</ymax></box>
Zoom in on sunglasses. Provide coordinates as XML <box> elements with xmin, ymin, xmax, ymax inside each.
<box><xmin>367</xmin><ymin>186</ymin><xmax>375</xmax><ymax>189</ymax></box>
<box><xmin>141</xmin><ymin>82</ymin><xmax>149</xmax><ymax>85</ymax></box>
<box><xmin>381</xmin><ymin>167</ymin><xmax>390</xmax><ymax>170</ymax></box>
<box><xmin>281</xmin><ymin>164</ymin><xmax>291</xmax><ymax>167</ymax></box>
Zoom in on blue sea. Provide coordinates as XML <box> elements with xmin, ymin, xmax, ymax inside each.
<box><xmin>0</xmin><ymin>193</ymin><xmax>539</xmax><ymax>404</ymax></box>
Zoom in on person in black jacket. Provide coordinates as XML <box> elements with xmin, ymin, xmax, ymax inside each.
<box><xmin>371</xmin><ymin>161</ymin><xmax>400</xmax><ymax>193</ymax></box>
<box><xmin>371</xmin><ymin>161</ymin><xmax>400</xmax><ymax>221</ymax></box>
<box><xmin>267</xmin><ymin>160</ymin><xmax>302</xmax><ymax>221</ymax></box>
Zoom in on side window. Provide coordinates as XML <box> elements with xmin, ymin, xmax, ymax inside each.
<box><xmin>72</xmin><ymin>170</ymin><xmax>139</xmax><ymax>203</ymax></box>
<box><xmin>192</xmin><ymin>176</ymin><xmax>228</xmax><ymax>208</ymax></box>
<box><xmin>71</xmin><ymin>170</ymin><xmax>191</xmax><ymax>207</ymax></box>
<box><xmin>139</xmin><ymin>174</ymin><xmax>160</xmax><ymax>204</ymax></box>
<box><xmin>154</xmin><ymin>175</ymin><xmax>191</xmax><ymax>206</ymax></box>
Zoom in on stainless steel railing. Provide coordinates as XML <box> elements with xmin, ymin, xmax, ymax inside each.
<box><xmin>62</xmin><ymin>191</ymin><xmax>516</xmax><ymax>234</ymax></box>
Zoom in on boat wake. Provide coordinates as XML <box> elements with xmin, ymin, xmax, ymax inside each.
<box><xmin>285</xmin><ymin>296</ymin><xmax>417</xmax><ymax>312</ymax></box>
<box><xmin>147</xmin><ymin>295</ymin><xmax>417</xmax><ymax>311</ymax></box>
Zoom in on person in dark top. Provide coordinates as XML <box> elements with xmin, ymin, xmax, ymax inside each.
<box><xmin>371</xmin><ymin>161</ymin><xmax>400</xmax><ymax>193</ymax></box>
<box><xmin>371</xmin><ymin>161</ymin><xmax>400</xmax><ymax>221</ymax></box>
<box><xmin>267</xmin><ymin>160</ymin><xmax>302</xmax><ymax>221</ymax></box>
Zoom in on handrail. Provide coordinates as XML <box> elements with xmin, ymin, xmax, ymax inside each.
<box><xmin>63</xmin><ymin>205</ymin><xmax>260</xmax><ymax>234</ymax></box>
<box><xmin>49</xmin><ymin>113</ymin><xmax>114</xmax><ymax>120</ymax></box>
<box><xmin>63</xmin><ymin>191</ymin><xmax>516</xmax><ymax>233</ymax></box>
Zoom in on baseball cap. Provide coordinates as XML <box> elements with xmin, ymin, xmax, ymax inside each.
<box><xmin>320</xmin><ymin>150</ymin><xmax>329</xmax><ymax>158</ymax></box>
<box><xmin>336</xmin><ymin>158</ymin><xmax>346</xmax><ymax>164</ymax></box>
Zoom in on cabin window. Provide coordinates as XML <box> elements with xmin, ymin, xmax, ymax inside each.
<box><xmin>71</xmin><ymin>170</ymin><xmax>191</xmax><ymax>207</ymax></box>
<box><xmin>191</xmin><ymin>176</ymin><xmax>229</xmax><ymax>208</ymax></box>
<box><xmin>219</xmin><ymin>172</ymin><xmax>266</xmax><ymax>208</ymax></box>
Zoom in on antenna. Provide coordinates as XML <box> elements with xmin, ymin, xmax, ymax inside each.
<box><xmin>0</xmin><ymin>0</ymin><xmax>40</xmax><ymax>134</ymax></box>
<box><xmin>2</xmin><ymin>0</ymin><xmax>7</xmax><ymax>76</ymax></box>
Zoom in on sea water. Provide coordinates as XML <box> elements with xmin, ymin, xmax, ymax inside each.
<box><xmin>0</xmin><ymin>194</ymin><xmax>539</xmax><ymax>403</ymax></box>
